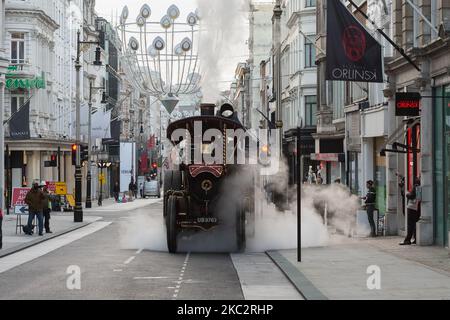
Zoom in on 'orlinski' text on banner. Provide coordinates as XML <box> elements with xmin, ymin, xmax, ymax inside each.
<box><xmin>326</xmin><ymin>0</ymin><xmax>383</xmax><ymax>83</ymax></box>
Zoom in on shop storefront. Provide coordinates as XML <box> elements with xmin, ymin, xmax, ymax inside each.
<box><xmin>433</xmin><ymin>84</ymin><xmax>450</xmax><ymax>247</ymax></box>
<box><xmin>283</xmin><ymin>128</ymin><xmax>317</xmax><ymax>185</ymax></box>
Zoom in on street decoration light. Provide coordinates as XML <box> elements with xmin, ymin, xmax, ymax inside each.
<box><xmin>117</xmin><ymin>4</ymin><xmax>202</xmax><ymax>114</ymax></box>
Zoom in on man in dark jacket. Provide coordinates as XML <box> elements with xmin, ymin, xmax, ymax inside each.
<box><xmin>42</xmin><ymin>186</ymin><xmax>52</xmax><ymax>234</ymax></box>
<box><xmin>113</xmin><ymin>182</ymin><xmax>120</xmax><ymax>202</ymax></box>
<box><xmin>363</xmin><ymin>180</ymin><xmax>377</xmax><ymax>237</ymax></box>
<box><xmin>24</xmin><ymin>181</ymin><xmax>45</xmax><ymax>236</ymax></box>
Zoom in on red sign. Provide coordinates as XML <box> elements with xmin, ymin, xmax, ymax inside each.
<box><xmin>46</xmin><ymin>182</ymin><xmax>56</xmax><ymax>193</ymax></box>
<box><xmin>147</xmin><ymin>135</ymin><xmax>156</xmax><ymax>150</ymax></box>
<box><xmin>395</xmin><ymin>92</ymin><xmax>421</xmax><ymax>116</ymax></box>
<box><xmin>311</xmin><ymin>153</ymin><xmax>340</xmax><ymax>162</ymax></box>
<box><xmin>140</xmin><ymin>153</ymin><xmax>149</xmax><ymax>173</ymax></box>
<box><xmin>12</xmin><ymin>188</ymin><xmax>31</xmax><ymax>206</ymax></box>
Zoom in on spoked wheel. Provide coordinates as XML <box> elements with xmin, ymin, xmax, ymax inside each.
<box><xmin>236</xmin><ymin>205</ymin><xmax>246</xmax><ymax>252</ymax></box>
<box><xmin>163</xmin><ymin>170</ymin><xmax>182</xmax><ymax>218</ymax></box>
<box><xmin>166</xmin><ymin>195</ymin><xmax>178</xmax><ymax>253</ymax></box>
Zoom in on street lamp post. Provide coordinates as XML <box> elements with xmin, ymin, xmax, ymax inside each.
<box><xmin>86</xmin><ymin>77</ymin><xmax>106</xmax><ymax>209</ymax></box>
<box><xmin>74</xmin><ymin>30</ymin><xmax>102</xmax><ymax>221</ymax></box>
<box><xmin>96</xmin><ymin>151</ymin><xmax>111</xmax><ymax>207</ymax></box>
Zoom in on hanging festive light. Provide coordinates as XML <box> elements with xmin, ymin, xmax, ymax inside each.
<box><xmin>118</xmin><ymin>4</ymin><xmax>202</xmax><ymax>113</ymax></box>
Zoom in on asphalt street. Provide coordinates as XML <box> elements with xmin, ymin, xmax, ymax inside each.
<box><xmin>0</xmin><ymin>200</ymin><xmax>300</xmax><ymax>300</ymax></box>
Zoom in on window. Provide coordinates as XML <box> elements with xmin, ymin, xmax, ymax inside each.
<box><xmin>305</xmin><ymin>95</ymin><xmax>317</xmax><ymax>126</ymax></box>
<box><xmin>304</xmin><ymin>36</ymin><xmax>316</xmax><ymax>68</ymax></box>
<box><xmin>11</xmin><ymin>94</ymin><xmax>25</xmax><ymax>115</ymax></box>
<box><xmin>10</xmin><ymin>33</ymin><xmax>25</xmax><ymax>64</ymax></box>
<box><xmin>305</xmin><ymin>0</ymin><xmax>316</xmax><ymax>8</ymax></box>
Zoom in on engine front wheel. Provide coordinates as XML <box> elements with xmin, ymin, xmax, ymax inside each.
<box><xmin>166</xmin><ymin>196</ymin><xmax>178</xmax><ymax>253</ymax></box>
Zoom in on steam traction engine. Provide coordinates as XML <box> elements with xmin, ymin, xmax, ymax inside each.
<box><xmin>164</xmin><ymin>103</ymin><xmax>255</xmax><ymax>253</ymax></box>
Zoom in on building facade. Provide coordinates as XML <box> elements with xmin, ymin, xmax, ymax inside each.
<box><xmin>383</xmin><ymin>0</ymin><xmax>450</xmax><ymax>246</ymax></box>
<box><xmin>280</xmin><ymin>0</ymin><xmax>318</xmax><ymax>185</ymax></box>
<box><xmin>3</xmin><ymin>0</ymin><xmax>82</xmax><ymax>202</ymax></box>
<box><xmin>248</xmin><ymin>1</ymin><xmax>275</xmax><ymax>130</ymax></box>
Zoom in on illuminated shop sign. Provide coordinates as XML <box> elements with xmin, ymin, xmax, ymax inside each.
<box><xmin>395</xmin><ymin>92</ymin><xmax>421</xmax><ymax>117</ymax></box>
<box><xmin>5</xmin><ymin>65</ymin><xmax>46</xmax><ymax>90</ymax></box>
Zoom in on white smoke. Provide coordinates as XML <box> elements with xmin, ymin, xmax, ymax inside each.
<box><xmin>119</xmin><ymin>162</ymin><xmax>360</xmax><ymax>252</ymax></box>
<box><xmin>120</xmin><ymin>210</ymin><xmax>168</xmax><ymax>252</ymax></box>
<box><xmin>196</xmin><ymin>0</ymin><xmax>250</xmax><ymax>102</ymax></box>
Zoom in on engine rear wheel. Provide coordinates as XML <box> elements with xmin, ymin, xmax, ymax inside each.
<box><xmin>166</xmin><ymin>195</ymin><xmax>178</xmax><ymax>253</ymax></box>
<box><xmin>163</xmin><ymin>170</ymin><xmax>182</xmax><ymax>218</ymax></box>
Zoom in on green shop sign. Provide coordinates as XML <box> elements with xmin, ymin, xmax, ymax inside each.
<box><xmin>5</xmin><ymin>66</ymin><xmax>46</xmax><ymax>90</ymax></box>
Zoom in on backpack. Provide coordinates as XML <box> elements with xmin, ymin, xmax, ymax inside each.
<box><xmin>23</xmin><ymin>225</ymin><xmax>34</xmax><ymax>235</ymax></box>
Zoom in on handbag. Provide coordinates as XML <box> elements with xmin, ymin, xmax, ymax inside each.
<box><xmin>407</xmin><ymin>198</ymin><xmax>418</xmax><ymax>211</ymax></box>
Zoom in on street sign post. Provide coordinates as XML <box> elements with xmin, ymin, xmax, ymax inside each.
<box><xmin>14</xmin><ymin>205</ymin><xmax>29</xmax><ymax>215</ymax></box>
<box><xmin>55</xmin><ymin>182</ymin><xmax>67</xmax><ymax>195</ymax></box>
<box><xmin>12</xmin><ymin>187</ymin><xmax>31</xmax><ymax>207</ymax></box>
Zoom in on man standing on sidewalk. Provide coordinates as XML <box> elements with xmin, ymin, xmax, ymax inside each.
<box><xmin>24</xmin><ymin>181</ymin><xmax>45</xmax><ymax>236</ymax></box>
<box><xmin>363</xmin><ymin>180</ymin><xmax>377</xmax><ymax>237</ymax></box>
<box><xmin>42</xmin><ymin>185</ymin><xmax>52</xmax><ymax>234</ymax></box>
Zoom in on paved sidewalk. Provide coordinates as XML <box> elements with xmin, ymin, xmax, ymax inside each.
<box><xmin>269</xmin><ymin>236</ymin><xmax>450</xmax><ymax>300</ymax></box>
<box><xmin>84</xmin><ymin>196</ymin><xmax>161</xmax><ymax>213</ymax></box>
<box><xmin>231</xmin><ymin>253</ymin><xmax>303</xmax><ymax>300</ymax></box>
<box><xmin>1</xmin><ymin>213</ymin><xmax>102</xmax><ymax>257</ymax></box>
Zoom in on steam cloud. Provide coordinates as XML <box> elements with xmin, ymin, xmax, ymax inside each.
<box><xmin>196</xmin><ymin>0</ymin><xmax>250</xmax><ymax>102</ymax></box>
<box><xmin>119</xmin><ymin>161</ymin><xmax>360</xmax><ymax>253</ymax></box>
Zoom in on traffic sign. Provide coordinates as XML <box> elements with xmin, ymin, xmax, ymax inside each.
<box><xmin>66</xmin><ymin>194</ymin><xmax>75</xmax><ymax>207</ymax></box>
<box><xmin>12</xmin><ymin>188</ymin><xmax>31</xmax><ymax>207</ymax></box>
<box><xmin>55</xmin><ymin>182</ymin><xmax>67</xmax><ymax>195</ymax></box>
<box><xmin>14</xmin><ymin>205</ymin><xmax>29</xmax><ymax>215</ymax></box>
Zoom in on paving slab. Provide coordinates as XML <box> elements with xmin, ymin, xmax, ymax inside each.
<box><xmin>271</xmin><ymin>239</ymin><xmax>450</xmax><ymax>300</ymax></box>
<box><xmin>231</xmin><ymin>253</ymin><xmax>303</xmax><ymax>300</ymax></box>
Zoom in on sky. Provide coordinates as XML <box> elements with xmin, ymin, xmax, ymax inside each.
<box><xmin>95</xmin><ymin>0</ymin><xmax>255</xmax><ymax>95</ymax></box>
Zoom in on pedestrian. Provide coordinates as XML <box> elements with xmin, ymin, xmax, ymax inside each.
<box><xmin>316</xmin><ymin>165</ymin><xmax>323</xmax><ymax>185</ymax></box>
<box><xmin>400</xmin><ymin>177</ymin><xmax>421</xmax><ymax>245</ymax></box>
<box><xmin>113</xmin><ymin>181</ymin><xmax>120</xmax><ymax>202</ymax></box>
<box><xmin>42</xmin><ymin>185</ymin><xmax>53</xmax><ymax>234</ymax></box>
<box><xmin>132</xmin><ymin>182</ymin><xmax>138</xmax><ymax>199</ymax></box>
<box><xmin>128</xmin><ymin>180</ymin><xmax>134</xmax><ymax>199</ymax></box>
<box><xmin>24</xmin><ymin>181</ymin><xmax>45</xmax><ymax>236</ymax></box>
<box><xmin>362</xmin><ymin>180</ymin><xmax>377</xmax><ymax>237</ymax></box>
<box><xmin>139</xmin><ymin>183</ymin><xmax>144</xmax><ymax>198</ymax></box>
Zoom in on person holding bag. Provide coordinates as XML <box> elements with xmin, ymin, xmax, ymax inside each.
<box><xmin>400</xmin><ymin>177</ymin><xmax>421</xmax><ymax>245</ymax></box>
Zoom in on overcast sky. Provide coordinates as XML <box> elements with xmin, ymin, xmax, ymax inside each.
<box><xmin>94</xmin><ymin>0</ymin><xmax>257</xmax><ymax>92</ymax></box>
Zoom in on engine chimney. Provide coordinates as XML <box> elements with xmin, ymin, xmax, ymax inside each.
<box><xmin>200</xmin><ymin>103</ymin><xmax>216</xmax><ymax>116</ymax></box>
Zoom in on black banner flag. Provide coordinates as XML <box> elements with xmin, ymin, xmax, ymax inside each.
<box><xmin>326</xmin><ymin>0</ymin><xmax>383</xmax><ymax>83</ymax></box>
<box><xmin>9</xmin><ymin>100</ymin><xmax>30</xmax><ymax>140</ymax></box>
